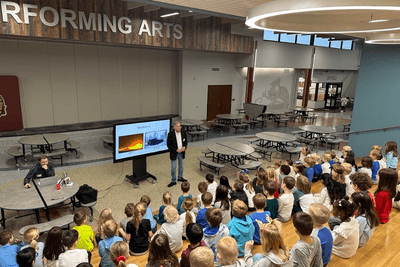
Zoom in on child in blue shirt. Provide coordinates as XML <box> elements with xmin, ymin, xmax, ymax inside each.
<box><xmin>0</xmin><ymin>230</ymin><xmax>24</xmax><ymax>267</ymax></box>
<box><xmin>154</xmin><ymin>192</ymin><xmax>173</xmax><ymax>225</ymax></box>
<box><xmin>141</xmin><ymin>195</ymin><xmax>157</xmax><ymax>232</ymax></box>
<box><xmin>249</xmin><ymin>193</ymin><xmax>271</xmax><ymax>244</ymax></box>
<box><xmin>227</xmin><ymin>199</ymin><xmax>255</xmax><ymax>257</ymax></box>
<box><xmin>385</xmin><ymin>141</ymin><xmax>398</xmax><ymax>169</ymax></box>
<box><xmin>369</xmin><ymin>151</ymin><xmax>380</xmax><ymax>183</ymax></box>
<box><xmin>303</xmin><ymin>157</ymin><xmax>315</xmax><ymax>183</ymax></box>
<box><xmin>309</xmin><ymin>203</ymin><xmax>333</xmax><ymax>266</ymax></box>
<box><xmin>177</xmin><ymin>182</ymin><xmax>192</xmax><ymax>215</ymax></box>
<box><xmin>311</xmin><ymin>153</ymin><xmax>322</xmax><ymax>180</ymax></box>
<box><xmin>196</xmin><ymin>192</ymin><xmax>213</xmax><ymax>228</ymax></box>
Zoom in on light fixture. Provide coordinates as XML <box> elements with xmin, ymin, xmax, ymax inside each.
<box><xmin>245</xmin><ymin>0</ymin><xmax>400</xmax><ymax>34</ymax></box>
<box><xmin>188</xmin><ymin>10</ymin><xmax>193</xmax><ymax>13</ymax></box>
<box><xmin>365</xmin><ymin>32</ymin><xmax>400</xmax><ymax>44</ymax></box>
<box><xmin>369</xmin><ymin>19</ymin><xmax>389</xmax><ymax>23</ymax></box>
<box><xmin>160</xmin><ymin>11</ymin><xmax>179</xmax><ymax>18</ymax></box>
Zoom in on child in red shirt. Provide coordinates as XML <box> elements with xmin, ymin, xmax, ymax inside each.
<box><xmin>375</xmin><ymin>168</ymin><xmax>398</xmax><ymax>223</ymax></box>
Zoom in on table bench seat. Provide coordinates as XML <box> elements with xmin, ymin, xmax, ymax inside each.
<box><xmin>250</xmin><ymin>144</ymin><xmax>274</xmax><ymax>161</ymax></box>
<box><xmin>237</xmin><ymin>161</ymin><xmax>262</xmax><ymax>170</ymax></box>
<box><xmin>247</xmin><ymin>137</ymin><xmax>260</xmax><ymax>144</ymax></box>
<box><xmin>7</xmin><ymin>146</ymin><xmax>24</xmax><ymax>167</ymax></box>
<box><xmin>283</xmin><ymin>146</ymin><xmax>303</xmax><ymax>159</ymax></box>
<box><xmin>232</xmin><ymin>123</ymin><xmax>249</xmax><ymax>133</ymax></box>
<box><xmin>274</xmin><ymin>118</ymin><xmax>289</xmax><ymax>127</ymax></box>
<box><xmin>32</xmin><ymin>149</ymin><xmax>68</xmax><ymax>165</ymax></box>
<box><xmin>66</xmin><ymin>140</ymin><xmax>80</xmax><ymax>158</ymax></box>
<box><xmin>19</xmin><ymin>214</ymin><xmax>74</xmax><ymax>235</ymax></box>
<box><xmin>101</xmin><ymin>136</ymin><xmax>114</xmax><ymax>148</ymax></box>
<box><xmin>188</xmin><ymin>130</ymin><xmax>207</xmax><ymax>142</ymax></box>
<box><xmin>198</xmin><ymin>156</ymin><xmax>225</xmax><ymax>176</ymax></box>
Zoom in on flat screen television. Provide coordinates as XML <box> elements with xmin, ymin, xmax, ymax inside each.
<box><xmin>113</xmin><ymin>118</ymin><xmax>171</xmax><ymax>163</ymax></box>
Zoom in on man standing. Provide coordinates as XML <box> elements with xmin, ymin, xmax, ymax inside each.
<box><xmin>167</xmin><ymin>121</ymin><xmax>188</xmax><ymax>187</ymax></box>
<box><xmin>24</xmin><ymin>155</ymin><xmax>55</xmax><ymax>188</ymax></box>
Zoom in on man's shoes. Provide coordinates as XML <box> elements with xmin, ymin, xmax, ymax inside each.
<box><xmin>167</xmin><ymin>182</ymin><xmax>177</xmax><ymax>187</ymax></box>
<box><xmin>177</xmin><ymin>178</ymin><xmax>188</xmax><ymax>182</ymax></box>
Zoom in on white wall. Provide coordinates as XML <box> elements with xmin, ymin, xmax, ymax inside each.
<box><xmin>0</xmin><ymin>39</ymin><xmax>178</xmax><ymax>128</ymax></box>
<box><xmin>181</xmin><ymin>51</ymin><xmax>245</xmax><ymax>120</ymax></box>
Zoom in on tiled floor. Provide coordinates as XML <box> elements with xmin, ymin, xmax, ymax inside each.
<box><xmin>0</xmin><ymin>109</ymin><xmax>352</xmax><ymax>187</ymax></box>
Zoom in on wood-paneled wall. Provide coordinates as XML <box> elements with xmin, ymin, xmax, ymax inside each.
<box><xmin>0</xmin><ymin>0</ymin><xmax>253</xmax><ymax>53</ymax></box>
<box><xmin>0</xmin><ymin>39</ymin><xmax>178</xmax><ymax>128</ymax></box>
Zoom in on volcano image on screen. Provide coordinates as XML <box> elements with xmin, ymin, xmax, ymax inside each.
<box><xmin>145</xmin><ymin>130</ymin><xmax>167</xmax><ymax>149</ymax></box>
<box><xmin>119</xmin><ymin>133</ymin><xmax>144</xmax><ymax>153</ymax></box>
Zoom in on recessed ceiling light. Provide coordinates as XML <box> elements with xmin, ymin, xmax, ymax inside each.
<box><xmin>188</xmin><ymin>10</ymin><xmax>193</xmax><ymax>13</ymax></box>
<box><xmin>369</xmin><ymin>19</ymin><xmax>390</xmax><ymax>23</ymax></box>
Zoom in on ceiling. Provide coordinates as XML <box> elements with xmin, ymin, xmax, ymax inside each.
<box><xmin>123</xmin><ymin>0</ymin><xmax>400</xmax><ymax>41</ymax></box>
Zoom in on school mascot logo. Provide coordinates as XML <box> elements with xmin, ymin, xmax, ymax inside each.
<box><xmin>0</xmin><ymin>95</ymin><xmax>7</xmax><ymax>117</ymax></box>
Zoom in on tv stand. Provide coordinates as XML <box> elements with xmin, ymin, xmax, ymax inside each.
<box><xmin>126</xmin><ymin>155</ymin><xmax>157</xmax><ymax>188</ymax></box>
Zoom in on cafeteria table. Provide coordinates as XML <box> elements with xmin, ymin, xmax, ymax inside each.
<box><xmin>256</xmin><ymin>132</ymin><xmax>297</xmax><ymax>152</ymax></box>
<box><xmin>19</xmin><ymin>133</ymin><xmax>69</xmax><ymax>161</ymax></box>
<box><xmin>208</xmin><ymin>141</ymin><xmax>254</xmax><ymax>167</ymax></box>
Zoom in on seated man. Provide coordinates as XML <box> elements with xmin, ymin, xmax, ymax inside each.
<box><xmin>24</xmin><ymin>155</ymin><xmax>55</xmax><ymax>189</ymax></box>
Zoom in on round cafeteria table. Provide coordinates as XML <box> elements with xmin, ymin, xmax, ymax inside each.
<box><xmin>180</xmin><ymin>119</ymin><xmax>204</xmax><ymax>131</ymax></box>
<box><xmin>208</xmin><ymin>141</ymin><xmax>254</xmax><ymax>166</ymax></box>
<box><xmin>216</xmin><ymin>114</ymin><xmax>245</xmax><ymax>125</ymax></box>
<box><xmin>0</xmin><ymin>176</ymin><xmax>79</xmax><ymax>229</ymax></box>
<box><xmin>19</xmin><ymin>133</ymin><xmax>70</xmax><ymax>160</ymax></box>
<box><xmin>298</xmin><ymin>125</ymin><xmax>336</xmax><ymax>138</ymax></box>
<box><xmin>256</xmin><ymin>132</ymin><xmax>297</xmax><ymax>151</ymax></box>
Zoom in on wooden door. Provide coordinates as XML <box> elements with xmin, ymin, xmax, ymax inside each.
<box><xmin>207</xmin><ymin>85</ymin><xmax>232</xmax><ymax>121</ymax></box>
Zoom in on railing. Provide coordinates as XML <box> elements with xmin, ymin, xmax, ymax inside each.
<box><xmin>319</xmin><ymin>125</ymin><xmax>400</xmax><ymax>152</ymax></box>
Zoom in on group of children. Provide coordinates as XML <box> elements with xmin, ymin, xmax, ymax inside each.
<box><xmin>1</xmin><ymin>140</ymin><xmax>399</xmax><ymax>267</ymax></box>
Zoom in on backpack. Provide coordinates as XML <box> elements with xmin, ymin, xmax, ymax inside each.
<box><xmin>76</xmin><ymin>184</ymin><xmax>98</xmax><ymax>204</ymax></box>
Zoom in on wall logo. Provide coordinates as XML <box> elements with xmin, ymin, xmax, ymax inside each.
<box><xmin>0</xmin><ymin>95</ymin><xmax>7</xmax><ymax>117</ymax></box>
<box><xmin>255</xmin><ymin>78</ymin><xmax>289</xmax><ymax>109</ymax></box>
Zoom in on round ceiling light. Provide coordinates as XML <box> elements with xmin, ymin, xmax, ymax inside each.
<box><xmin>365</xmin><ymin>32</ymin><xmax>400</xmax><ymax>44</ymax></box>
<box><xmin>246</xmin><ymin>0</ymin><xmax>400</xmax><ymax>34</ymax></box>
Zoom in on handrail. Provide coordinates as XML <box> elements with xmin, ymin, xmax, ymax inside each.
<box><xmin>319</xmin><ymin>125</ymin><xmax>400</xmax><ymax>153</ymax></box>
<box><xmin>329</xmin><ymin>125</ymin><xmax>400</xmax><ymax>137</ymax></box>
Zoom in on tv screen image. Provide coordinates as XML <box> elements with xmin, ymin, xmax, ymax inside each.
<box><xmin>145</xmin><ymin>130</ymin><xmax>167</xmax><ymax>149</ymax></box>
<box><xmin>118</xmin><ymin>133</ymin><xmax>144</xmax><ymax>153</ymax></box>
<box><xmin>114</xmin><ymin>118</ymin><xmax>171</xmax><ymax>162</ymax></box>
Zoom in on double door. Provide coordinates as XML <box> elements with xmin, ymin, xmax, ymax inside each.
<box><xmin>324</xmin><ymin>83</ymin><xmax>342</xmax><ymax>109</ymax></box>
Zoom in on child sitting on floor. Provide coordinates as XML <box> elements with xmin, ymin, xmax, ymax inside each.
<box><xmin>321</xmin><ymin>154</ymin><xmax>331</xmax><ymax>175</ymax></box>
<box><xmin>203</xmin><ymin>208</ymin><xmax>230</xmax><ymax>261</ymax></box>
<box><xmin>228</xmin><ymin>200</ymin><xmax>255</xmax><ymax>257</ymax></box>
<box><xmin>311</xmin><ymin>153</ymin><xmax>322</xmax><ymax>181</ymax></box>
<box><xmin>249</xmin><ymin>193</ymin><xmax>271</xmax><ymax>244</ymax></box>
<box><xmin>238</xmin><ymin>170</ymin><xmax>256</xmax><ymax>211</ymax></box>
<box><xmin>155</xmin><ymin>205</ymin><xmax>184</xmax><ymax>252</ymax></box>
<box><xmin>303</xmin><ymin>156</ymin><xmax>315</xmax><ymax>183</ymax></box>
<box><xmin>216</xmin><ymin>236</ymin><xmax>246</xmax><ymax>267</ymax></box>
<box><xmin>359</xmin><ymin>156</ymin><xmax>373</xmax><ymax>178</ymax></box>
<box><xmin>120</xmin><ymin>203</ymin><xmax>134</xmax><ymax>235</ymax></box>
<box><xmin>375</xmin><ymin>168</ymin><xmax>398</xmax><ymax>224</ymax></box>
<box><xmin>331</xmin><ymin>198</ymin><xmax>359</xmax><ymax>259</ymax></box>
<box><xmin>109</xmin><ymin>241</ymin><xmax>138</xmax><ymax>267</ymax></box>
<box><xmin>73</xmin><ymin>210</ymin><xmax>95</xmax><ymax>252</ymax></box>
<box><xmin>140</xmin><ymin>195</ymin><xmax>157</xmax><ymax>233</ymax></box>
<box><xmin>264</xmin><ymin>180</ymin><xmax>279</xmax><ymax>219</ymax></box>
<box><xmin>351</xmin><ymin>191</ymin><xmax>379</xmax><ymax>247</ymax></box>
<box><xmin>189</xmin><ymin>246</ymin><xmax>214</xmax><ymax>267</ymax></box>
<box><xmin>119</xmin><ymin>202</ymin><xmax>153</xmax><ymax>256</ymax></box>
<box><xmin>214</xmin><ymin>185</ymin><xmax>232</xmax><ymax>225</ymax></box>
<box><xmin>0</xmin><ymin>230</ymin><xmax>24</xmax><ymax>267</ymax></box>
<box><xmin>177</xmin><ymin>182</ymin><xmax>193</xmax><ymax>215</ymax></box>
<box><xmin>16</xmin><ymin>247</ymin><xmax>36</xmax><ymax>267</ymax></box>
<box><xmin>98</xmin><ymin>220</ymin><xmax>123</xmax><ymax>267</ymax></box>
<box><xmin>230</xmin><ymin>180</ymin><xmax>249</xmax><ymax>208</ymax></box>
<box><xmin>341</xmin><ymin>163</ymin><xmax>354</xmax><ymax>197</ymax></box>
<box><xmin>95</xmin><ymin>208</ymin><xmax>114</xmax><ymax>244</ymax></box>
<box><xmin>21</xmin><ymin>227</ymin><xmax>45</xmax><ymax>267</ymax></box>
<box><xmin>277</xmin><ymin>176</ymin><xmax>295</xmax><ymax>223</ymax></box>
<box><xmin>206</xmin><ymin>174</ymin><xmax>218</xmax><ymax>203</ymax></box>
<box><xmin>291</xmin><ymin>212</ymin><xmax>323</xmax><ymax>267</ymax></box>
<box><xmin>196</xmin><ymin>192</ymin><xmax>213</xmax><ymax>229</ymax></box>
<box><xmin>244</xmin><ymin>218</ymin><xmax>292</xmax><ymax>267</ymax></box>
<box><xmin>292</xmin><ymin>175</ymin><xmax>314</xmax><ymax>214</ymax></box>
<box><xmin>195</xmin><ymin>182</ymin><xmax>208</xmax><ymax>213</ymax></box>
<box><xmin>154</xmin><ymin>192</ymin><xmax>173</xmax><ymax>225</ymax></box>
<box><xmin>179</xmin><ymin>197</ymin><xmax>196</xmax><ymax>239</ymax></box>
<box><xmin>59</xmin><ymin>229</ymin><xmax>89</xmax><ymax>267</ymax></box>
<box><xmin>308</xmin><ymin>203</ymin><xmax>333</xmax><ymax>266</ymax></box>
<box><xmin>350</xmin><ymin>172</ymin><xmax>375</xmax><ymax>206</ymax></box>
<box><xmin>180</xmin><ymin>223</ymin><xmax>206</xmax><ymax>267</ymax></box>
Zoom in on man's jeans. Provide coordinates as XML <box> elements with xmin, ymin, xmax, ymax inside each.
<box><xmin>171</xmin><ymin>153</ymin><xmax>183</xmax><ymax>182</ymax></box>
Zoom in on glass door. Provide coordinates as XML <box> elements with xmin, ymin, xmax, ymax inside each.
<box><xmin>324</xmin><ymin>83</ymin><xmax>342</xmax><ymax>109</ymax></box>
